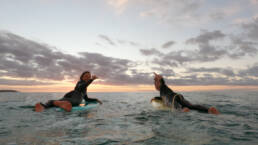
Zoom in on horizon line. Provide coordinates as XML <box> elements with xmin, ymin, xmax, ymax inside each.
<box><xmin>1</xmin><ymin>85</ymin><xmax>258</xmax><ymax>93</ymax></box>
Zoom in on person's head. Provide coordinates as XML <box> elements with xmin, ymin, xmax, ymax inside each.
<box><xmin>80</xmin><ymin>71</ymin><xmax>91</xmax><ymax>81</ymax></box>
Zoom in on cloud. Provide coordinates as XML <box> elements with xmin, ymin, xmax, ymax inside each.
<box><xmin>139</xmin><ymin>30</ymin><xmax>229</xmax><ymax>66</ymax></box>
<box><xmin>151</xmin><ymin>66</ymin><xmax>175</xmax><ymax>77</ymax></box>
<box><xmin>208</xmin><ymin>5</ymin><xmax>241</xmax><ymax>21</ymax></box>
<box><xmin>209</xmin><ymin>12</ymin><xmax>225</xmax><ymax>20</ymax></box>
<box><xmin>138</xmin><ymin>0</ymin><xmax>203</xmax><ymax>24</ymax></box>
<box><xmin>139</xmin><ymin>29</ymin><xmax>258</xmax><ymax>76</ymax></box>
<box><xmin>229</xmin><ymin>37</ymin><xmax>258</xmax><ymax>58</ymax></box>
<box><xmin>0</xmin><ymin>31</ymin><xmax>67</xmax><ymax>81</ymax></box>
<box><xmin>163</xmin><ymin>73</ymin><xmax>258</xmax><ymax>86</ymax></box>
<box><xmin>98</xmin><ymin>34</ymin><xmax>116</xmax><ymax>46</ymax></box>
<box><xmin>186</xmin><ymin>30</ymin><xmax>258</xmax><ymax>61</ymax></box>
<box><xmin>106</xmin><ymin>0</ymin><xmax>243</xmax><ymax>26</ymax></box>
<box><xmin>118</xmin><ymin>39</ymin><xmax>140</xmax><ymax>46</ymax></box>
<box><xmin>139</xmin><ymin>48</ymin><xmax>163</xmax><ymax>56</ymax></box>
<box><xmin>1</xmin><ymin>31</ymin><xmax>257</xmax><ymax>87</ymax></box>
<box><xmin>250</xmin><ymin>0</ymin><xmax>258</xmax><ymax>4</ymax></box>
<box><xmin>242</xmin><ymin>18</ymin><xmax>258</xmax><ymax>40</ymax></box>
<box><xmin>106</xmin><ymin>0</ymin><xmax>204</xmax><ymax>25</ymax></box>
<box><xmin>0</xmin><ymin>31</ymin><xmax>153</xmax><ymax>86</ymax></box>
<box><xmin>166</xmin><ymin>75</ymin><xmax>233</xmax><ymax>86</ymax></box>
<box><xmin>239</xmin><ymin>63</ymin><xmax>258</xmax><ymax>77</ymax></box>
<box><xmin>185</xmin><ymin>30</ymin><xmax>228</xmax><ymax>62</ymax></box>
<box><xmin>106</xmin><ymin>0</ymin><xmax>129</xmax><ymax>14</ymax></box>
<box><xmin>162</xmin><ymin>50</ymin><xmax>196</xmax><ymax>64</ymax></box>
<box><xmin>0</xmin><ymin>78</ymin><xmax>53</xmax><ymax>86</ymax></box>
<box><xmin>186</xmin><ymin>67</ymin><xmax>236</xmax><ymax>77</ymax></box>
<box><xmin>160</xmin><ymin>63</ymin><xmax>258</xmax><ymax>86</ymax></box>
<box><xmin>140</xmin><ymin>49</ymin><xmax>194</xmax><ymax>68</ymax></box>
<box><xmin>162</xmin><ymin>40</ymin><xmax>175</xmax><ymax>49</ymax></box>
<box><xmin>186</xmin><ymin>30</ymin><xmax>226</xmax><ymax>44</ymax></box>
<box><xmin>151</xmin><ymin>58</ymin><xmax>178</xmax><ymax>68</ymax></box>
<box><xmin>106</xmin><ymin>0</ymin><xmax>254</xmax><ymax>27</ymax></box>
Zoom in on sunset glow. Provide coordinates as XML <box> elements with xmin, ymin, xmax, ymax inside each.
<box><xmin>0</xmin><ymin>0</ymin><xmax>258</xmax><ymax>92</ymax></box>
<box><xmin>1</xmin><ymin>84</ymin><xmax>258</xmax><ymax>93</ymax></box>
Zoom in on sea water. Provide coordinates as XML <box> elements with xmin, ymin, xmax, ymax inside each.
<box><xmin>0</xmin><ymin>91</ymin><xmax>257</xmax><ymax>145</ymax></box>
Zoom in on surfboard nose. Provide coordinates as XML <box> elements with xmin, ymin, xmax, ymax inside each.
<box><xmin>151</xmin><ymin>98</ymin><xmax>163</xmax><ymax>107</ymax></box>
<box><xmin>150</xmin><ymin>97</ymin><xmax>171</xmax><ymax>110</ymax></box>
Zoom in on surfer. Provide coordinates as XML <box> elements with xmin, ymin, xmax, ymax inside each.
<box><xmin>152</xmin><ymin>73</ymin><xmax>219</xmax><ymax>114</ymax></box>
<box><xmin>35</xmin><ymin>71</ymin><xmax>103</xmax><ymax>112</ymax></box>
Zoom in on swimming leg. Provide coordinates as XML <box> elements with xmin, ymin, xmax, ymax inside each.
<box><xmin>35</xmin><ymin>103</ymin><xmax>45</xmax><ymax>112</ymax></box>
<box><xmin>208</xmin><ymin>107</ymin><xmax>220</xmax><ymax>115</ymax></box>
<box><xmin>53</xmin><ymin>101</ymin><xmax>72</xmax><ymax>112</ymax></box>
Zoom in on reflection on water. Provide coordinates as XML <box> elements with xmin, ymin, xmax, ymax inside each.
<box><xmin>0</xmin><ymin>91</ymin><xmax>258</xmax><ymax>145</ymax></box>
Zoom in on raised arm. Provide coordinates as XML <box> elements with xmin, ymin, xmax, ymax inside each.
<box><xmin>84</xmin><ymin>75</ymin><xmax>98</xmax><ymax>85</ymax></box>
<box><xmin>154</xmin><ymin>72</ymin><xmax>175</xmax><ymax>95</ymax></box>
<box><xmin>75</xmin><ymin>75</ymin><xmax>98</xmax><ymax>90</ymax></box>
<box><xmin>75</xmin><ymin>79</ymin><xmax>93</xmax><ymax>91</ymax></box>
<box><xmin>154</xmin><ymin>72</ymin><xmax>178</xmax><ymax>107</ymax></box>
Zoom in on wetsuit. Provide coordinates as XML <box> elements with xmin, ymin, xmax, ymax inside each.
<box><xmin>41</xmin><ymin>79</ymin><xmax>98</xmax><ymax>108</ymax></box>
<box><xmin>157</xmin><ymin>78</ymin><xmax>209</xmax><ymax>113</ymax></box>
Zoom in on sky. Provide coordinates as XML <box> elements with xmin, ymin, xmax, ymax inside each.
<box><xmin>0</xmin><ymin>0</ymin><xmax>258</xmax><ymax>92</ymax></box>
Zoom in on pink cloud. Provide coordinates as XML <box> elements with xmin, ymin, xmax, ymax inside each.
<box><xmin>106</xmin><ymin>0</ymin><xmax>129</xmax><ymax>14</ymax></box>
<box><xmin>250</xmin><ymin>0</ymin><xmax>258</xmax><ymax>4</ymax></box>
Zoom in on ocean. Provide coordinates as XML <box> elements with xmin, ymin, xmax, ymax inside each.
<box><xmin>0</xmin><ymin>91</ymin><xmax>257</xmax><ymax>145</ymax></box>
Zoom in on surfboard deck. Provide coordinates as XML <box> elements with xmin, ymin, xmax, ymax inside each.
<box><xmin>20</xmin><ymin>102</ymin><xmax>99</xmax><ymax>112</ymax></box>
<box><xmin>150</xmin><ymin>97</ymin><xmax>171</xmax><ymax>110</ymax></box>
<box><xmin>56</xmin><ymin>103</ymin><xmax>99</xmax><ymax>111</ymax></box>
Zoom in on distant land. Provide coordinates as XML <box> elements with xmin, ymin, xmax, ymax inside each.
<box><xmin>0</xmin><ymin>90</ymin><xmax>19</xmax><ymax>92</ymax></box>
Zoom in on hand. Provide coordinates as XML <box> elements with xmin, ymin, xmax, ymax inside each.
<box><xmin>153</xmin><ymin>72</ymin><xmax>162</xmax><ymax>91</ymax></box>
<box><xmin>92</xmin><ymin>75</ymin><xmax>98</xmax><ymax>80</ymax></box>
<box><xmin>208</xmin><ymin>107</ymin><xmax>220</xmax><ymax>115</ymax></box>
<box><xmin>153</xmin><ymin>72</ymin><xmax>162</xmax><ymax>81</ymax></box>
<box><xmin>97</xmin><ymin>99</ymin><xmax>103</xmax><ymax>105</ymax></box>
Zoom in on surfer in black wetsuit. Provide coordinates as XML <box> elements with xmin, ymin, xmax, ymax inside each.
<box><xmin>152</xmin><ymin>73</ymin><xmax>219</xmax><ymax>114</ymax></box>
<box><xmin>35</xmin><ymin>71</ymin><xmax>102</xmax><ymax>112</ymax></box>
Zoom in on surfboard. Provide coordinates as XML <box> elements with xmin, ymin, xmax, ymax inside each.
<box><xmin>20</xmin><ymin>102</ymin><xmax>99</xmax><ymax>112</ymax></box>
<box><xmin>56</xmin><ymin>102</ymin><xmax>99</xmax><ymax>112</ymax></box>
<box><xmin>150</xmin><ymin>97</ymin><xmax>171</xmax><ymax>110</ymax></box>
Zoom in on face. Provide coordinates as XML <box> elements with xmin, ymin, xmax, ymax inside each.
<box><xmin>82</xmin><ymin>72</ymin><xmax>91</xmax><ymax>81</ymax></box>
